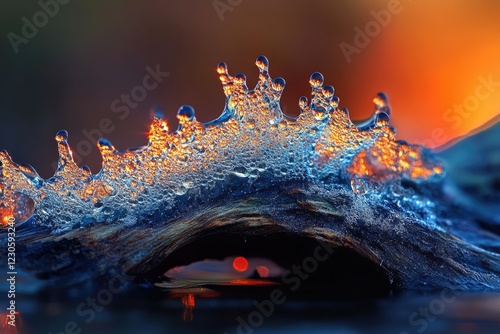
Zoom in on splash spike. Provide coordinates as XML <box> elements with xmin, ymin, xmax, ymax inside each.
<box><xmin>373</xmin><ymin>92</ymin><xmax>391</xmax><ymax>116</ymax></box>
<box><xmin>152</xmin><ymin>108</ymin><xmax>165</xmax><ymax>120</ymax></box>
<box><xmin>55</xmin><ymin>130</ymin><xmax>69</xmax><ymax>143</ymax></box>
<box><xmin>0</xmin><ymin>56</ymin><xmax>444</xmax><ymax>231</ymax></box>
<box><xmin>97</xmin><ymin>138</ymin><xmax>116</xmax><ymax>159</ymax></box>
<box><xmin>55</xmin><ymin>129</ymin><xmax>76</xmax><ymax>168</ymax></box>
<box><xmin>298</xmin><ymin>96</ymin><xmax>308</xmax><ymax>112</ymax></box>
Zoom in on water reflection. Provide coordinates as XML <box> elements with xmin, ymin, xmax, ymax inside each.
<box><xmin>15</xmin><ymin>288</ymin><xmax>500</xmax><ymax>334</ymax></box>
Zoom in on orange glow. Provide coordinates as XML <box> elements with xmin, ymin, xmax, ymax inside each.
<box><xmin>346</xmin><ymin>127</ymin><xmax>443</xmax><ymax>185</ymax></box>
<box><xmin>232</xmin><ymin>256</ymin><xmax>248</xmax><ymax>272</ymax></box>
<box><xmin>168</xmin><ymin>288</ymin><xmax>220</xmax><ymax>299</ymax></box>
<box><xmin>181</xmin><ymin>294</ymin><xmax>195</xmax><ymax>322</ymax></box>
<box><xmin>181</xmin><ymin>294</ymin><xmax>195</xmax><ymax>309</ymax></box>
<box><xmin>314</xmin><ymin>110</ymin><xmax>442</xmax><ymax>186</ymax></box>
<box><xmin>0</xmin><ymin>56</ymin><xmax>447</xmax><ymax>224</ymax></box>
<box><xmin>256</xmin><ymin>266</ymin><xmax>270</xmax><ymax>278</ymax></box>
<box><xmin>0</xmin><ymin>210</ymin><xmax>14</xmax><ymax>227</ymax></box>
<box><xmin>228</xmin><ymin>279</ymin><xmax>277</xmax><ymax>286</ymax></box>
<box><xmin>345</xmin><ymin>0</ymin><xmax>500</xmax><ymax>147</ymax></box>
<box><xmin>2</xmin><ymin>312</ymin><xmax>21</xmax><ymax>334</ymax></box>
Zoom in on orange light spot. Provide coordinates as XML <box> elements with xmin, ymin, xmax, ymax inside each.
<box><xmin>181</xmin><ymin>294</ymin><xmax>195</xmax><ymax>309</ymax></box>
<box><xmin>0</xmin><ymin>210</ymin><xmax>14</xmax><ymax>227</ymax></box>
<box><xmin>232</xmin><ymin>256</ymin><xmax>248</xmax><ymax>272</ymax></box>
<box><xmin>181</xmin><ymin>294</ymin><xmax>195</xmax><ymax>322</ymax></box>
<box><xmin>256</xmin><ymin>265</ymin><xmax>269</xmax><ymax>278</ymax></box>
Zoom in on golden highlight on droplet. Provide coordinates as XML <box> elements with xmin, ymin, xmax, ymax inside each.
<box><xmin>0</xmin><ymin>55</ymin><xmax>444</xmax><ymax>229</ymax></box>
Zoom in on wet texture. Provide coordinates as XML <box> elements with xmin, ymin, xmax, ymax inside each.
<box><xmin>0</xmin><ymin>57</ymin><xmax>499</xmax><ymax>292</ymax></box>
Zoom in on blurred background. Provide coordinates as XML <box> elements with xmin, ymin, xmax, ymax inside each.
<box><xmin>1</xmin><ymin>0</ymin><xmax>499</xmax><ymax>178</ymax></box>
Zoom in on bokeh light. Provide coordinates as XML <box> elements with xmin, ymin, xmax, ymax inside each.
<box><xmin>232</xmin><ymin>256</ymin><xmax>248</xmax><ymax>272</ymax></box>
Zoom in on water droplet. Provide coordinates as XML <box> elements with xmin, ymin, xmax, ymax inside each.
<box><xmin>217</xmin><ymin>62</ymin><xmax>228</xmax><ymax>75</ymax></box>
<box><xmin>298</xmin><ymin>96</ymin><xmax>308</xmax><ymax>110</ymax></box>
<box><xmin>246</xmin><ymin>119</ymin><xmax>256</xmax><ymax>129</ymax></box>
<box><xmin>234</xmin><ymin>73</ymin><xmax>247</xmax><ymax>85</ymax></box>
<box><xmin>309</xmin><ymin>72</ymin><xmax>324</xmax><ymax>88</ymax></box>
<box><xmin>182</xmin><ymin>181</ymin><xmax>194</xmax><ymax>189</ymax></box>
<box><xmin>2</xmin><ymin>192</ymin><xmax>35</xmax><ymax>224</ymax></box>
<box><xmin>97</xmin><ymin>138</ymin><xmax>114</xmax><ymax>151</ymax></box>
<box><xmin>313</xmin><ymin>110</ymin><xmax>327</xmax><ymax>121</ymax></box>
<box><xmin>55</xmin><ymin>130</ymin><xmax>68</xmax><ymax>142</ymax></box>
<box><xmin>351</xmin><ymin>177</ymin><xmax>369</xmax><ymax>195</ymax></box>
<box><xmin>255</xmin><ymin>55</ymin><xmax>269</xmax><ymax>71</ymax></box>
<box><xmin>174</xmin><ymin>186</ymin><xmax>188</xmax><ymax>196</ymax></box>
<box><xmin>54</xmin><ymin>130</ymin><xmax>76</xmax><ymax>167</ymax></box>
<box><xmin>331</xmin><ymin>96</ymin><xmax>340</xmax><ymax>108</ymax></box>
<box><xmin>373</xmin><ymin>92</ymin><xmax>391</xmax><ymax>115</ymax></box>
<box><xmin>322</xmin><ymin>85</ymin><xmax>335</xmax><ymax>99</ymax></box>
<box><xmin>153</xmin><ymin>109</ymin><xmax>165</xmax><ymax>120</ymax></box>
<box><xmin>0</xmin><ymin>55</ymin><xmax>445</xmax><ymax>232</ymax></box>
<box><xmin>375</xmin><ymin>112</ymin><xmax>390</xmax><ymax>127</ymax></box>
<box><xmin>177</xmin><ymin>105</ymin><xmax>196</xmax><ymax>121</ymax></box>
<box><xmin>233</xmin><ymin>166</ymin><xmax>249</xmax><ymax>178</ymax></box>
<box><xmin>272</xmin><ymin>77</ymin><xmax>286</xmax><ymax>92</ymax></box>
<box><xmin>81</xmin><ymin>165</ymin><xmax>92</xmax><ymax>176</ymax></box>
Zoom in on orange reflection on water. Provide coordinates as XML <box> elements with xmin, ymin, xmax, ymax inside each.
<box><xmin>181</xmin><ymin>294</ymin><xmax>195</xmax><ymax>322</ymax></box>
<box><xmin>227</xmin><ymin>279</ymin><xmax>278</xmax><ymax>286</ymax></box>
<box><xmin>1</xmin><ymin>312</ymin><xmax>22</xmax><ymax>334</ymax></box>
